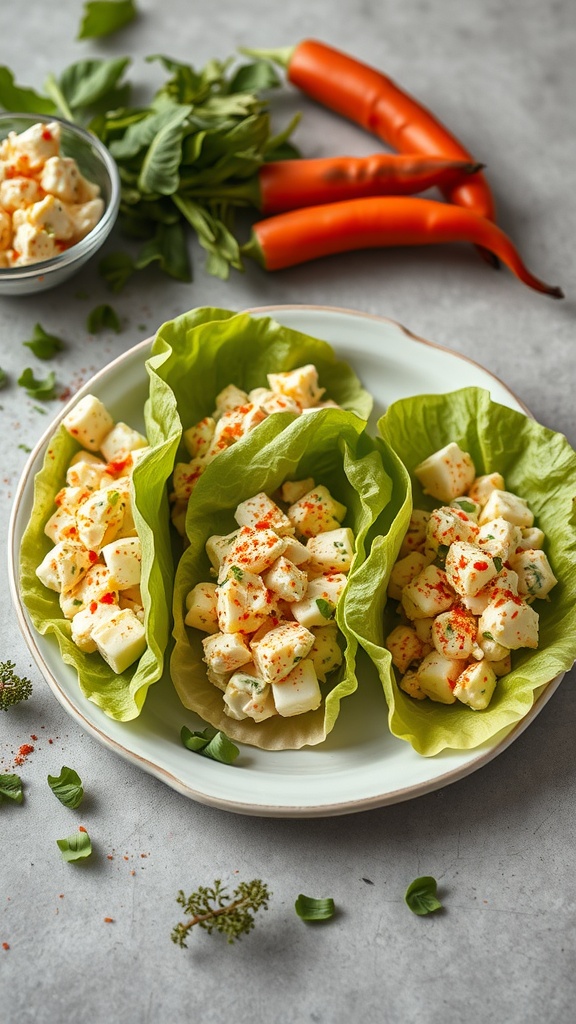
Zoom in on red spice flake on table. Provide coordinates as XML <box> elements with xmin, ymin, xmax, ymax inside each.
<box><xmin>103</xmin><ymin>917</ymin><xmax>114</xmax><ymax>924</ymax></box>
<box><xmin>14</xmin><ymin>743</ymin><xmax>34</xmax><ymax>766</ymax></box>
<box><xmin>30</xmin><ymin>734</ymin><xmax>38</xmax><ymax>741</ymax></box>
<box><xmin>2</xmin><ymin>942</ymin><xmax>9</xmax><ymax>951</ymax></box>
<box><xmin>78</xmin><ymin>825</ymin><xmax>87</xmax><ymax>833</ymax></box>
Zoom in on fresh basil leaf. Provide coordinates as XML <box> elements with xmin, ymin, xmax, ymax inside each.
<box><xmin>47</xmin><ymin>766</ymin><xmax>84</xmax><ymax>809</ymax></box>
<box><xmin>404</xmin><ymin>876</ymin><xmax>442</xmax><ymax>916</ymax></box>
<box><xmin>77</xmin><ymin>0</ymin><xmax>137</xmax><ymax>39</ymax></box>
<box><xmin>295</xmin><ymin>894</ymin><xmax>335</xmax><ymax>921</ymax></box>
<box><xmin>137</xmin><ymin>105</ymin><xmax>192</xmax><ymax>195</ymax></box>
<box><xmin>17</xmin><ymin>368</ymin><xmax>56</xmax><ymax>400</ymax></box>
<box><xmin>56</xmin><ymin>829</ymin><xmax>92</xmax><ymax>862</ymax></box>
<box><xmin>87</xmin><ymin>304</ymin><xmax>122</xmax><ymax>334</ymax></box>
<box><xmin>135</xmin><ymin>221</ymin><xmax>191</xmax><ymax>282</ymax></box>
<box><xmin>226</xmin><ymin>61</ymin><xmax>281</xmax><ymax>95</ymax></box>
<box><xmin>99</xmin><ymin>251</ymin><xmax>135</xmax><ymax>292</ymax></box>
<box><xmin>55</xmin><ymin>58</ymin><xmax>132</xmax><ymax>112</ymax></box>
<box><xmin>315</xmin><ymin>598</ymin><xmax>335</xmax><ymax>620</ymax></box>
<box><xmin>0</xmin><ymin>367</ymin><xmax>7</xmax><ymax>390</ymax></box>
<box><xmin>23</xmin><ymin>324</ymin><xmax>65</xmax><ymax>360</ymax></box>
<box><xmin>181</xmin><ymin>725</ymin><xmax>239</xmax><ymax>765</ymax></box>
<box><xmin>0</xmin><ymin>67</ymin><xmax>56</xmax><ymax>114</ymax></box>
<box><xmin>0</xmin><ymin>773</ymin><xmax>23</xmax><ymax>804</ymax></box>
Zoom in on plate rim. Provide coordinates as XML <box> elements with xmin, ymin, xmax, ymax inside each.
<box><xmin>7</xmin><ymin>303</ymin><xmax>561</xmax><ymax>818</ymax></box>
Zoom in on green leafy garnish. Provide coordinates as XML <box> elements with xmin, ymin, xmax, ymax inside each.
<box><xmin>56</xmin><ymin>829</ymin><xmax>92</xmax><ymax>862</ymax></box>
<box><xmin>22</xmin><ymin>324</ymin><xmax>65</xmax><ymax>360</ymax></box>
<box><xmin>295</xmin><ymin>894</ymin><xmax>335</xmax><ymax>922</ymax></box>
<box><xmin>0</xmin><ymin>367</ymin><xmax>7</xmax><ymax>389</ymax></box>
<box><xmin>78</xmin><ymin>0</ymin><xmax>137</xmax><ymax>39</ymax></box>
<box><xmin>17</xmin><ymin>368</ymin><xmax>56</xmax><ymax>400</ymax></box>
<box><xmin>493</xmin><ymin>556</ymin><xmax>503</xmax><ymax>573</ymax></box>
<box><xmin>47</xmin><ymin>766</ymin><xmax>84</xmax><ymax>809</ymax></box>
<box><xmin>315</xmin><ymin>598</ymin><xmax>335</xmax><ymax>620</ymax></box>
<box><xmin>86</xmin><ymin>304</ymin><xmax>122</xmax><ymax>334</ymax></box>
<box><xmin>454</xmin><ymin>499</ymin><xmax>477</xmax><ymax>513</ymax></box>
<box><xmin>0</xmin><ymin>773</ymin><xmax>23</xmax><ymax>804</ymax></box>
<box><xmin>98</xmin><ymin>252</ymin><xmax>135</xmax><ymax>293</ymax></box>
<box><xmin>404</xmin><ymin>876</ymin><xmax>442</xmax><ymax>916</ymax></box>
<box><xmin>0</xmin><ymin>662</ymin><xmax>33</xmax><ymax>711</ymax></box>
<box><xmin>482</xmin><ymin>631</ymin><xmax>495</xmax><ymax>642</ymax></box>
<box><xmin>172</xmin><ymin>879</ymin><xmax>271</xmax><ymax>946</ymax></box>
<box><xmin>180</xmin><ymin>725</ymin><xmax>239</xmax><ymax>765</ymax></box>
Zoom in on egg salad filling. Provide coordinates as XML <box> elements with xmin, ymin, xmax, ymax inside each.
<box><xmin>35</xmin><ymin>395</ymin><xmax>150</xmax><ymax>675</ymax></box>
<box><xmin>0</xmin><ymin>121</ymin><xmax>104</xmax><ymax>267</ymax></box>
<box><xmin>184</xmin><ymin>480</ymin><xmax>354</xmax><ymax>722</ymax></box>
<box><xmin>385</xmin><ymin>441</ymin><xmax>557</xmax><ymax>710</ymax></box>
<box><xmin>170</xmin><ymin>363</ymin><xmax>339</xmax><ymax>534</ymax></box>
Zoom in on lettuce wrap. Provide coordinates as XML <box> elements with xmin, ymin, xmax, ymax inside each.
<box><xmin>170</xmin><ymin>407</ymin><xmax>400</xmax><ymax>749</ymax></box>
<box><xmin>350</xmin><ymin>386</ymin><xmax>576</xmax><ymax>756</ymax></box>
<box><xmin>19</xmin><ymin>396</ymin><xmax>182</xmax><ymax>722</ymax></box>
<box><xmin>143</xmin><ymin>306</ymin><xmax>373</xmax><ymax>470</ymax></box>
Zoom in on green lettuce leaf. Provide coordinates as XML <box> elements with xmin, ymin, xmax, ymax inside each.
<box><xmin>19</xmin><ymin>395</ymin><xmax>181</xmax><ymax>722</ymax></box>
<box><xmin>170</xmin><ymin>408</ymin><xmax>397</xmax><ymax>749</ymax></box>
<box><xmin>355</xmin><ymin>386</ymin><xmax>576</xmax><ymax>756</ymax></box>
<box><xmin>144</xmin><ymin>307</ymin><xmax>373</xmax><ymax>462</ymax></box>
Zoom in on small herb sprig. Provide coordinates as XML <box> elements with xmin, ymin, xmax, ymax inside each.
<box><xmin>172</xmin><ymin>879</ymin><xmax>271</xmax><ymax>946</ymax></box>
<box><xmin>0</xmin><ymin>662</ymin><xmax>33</xmax><ymax>711</ymax></box>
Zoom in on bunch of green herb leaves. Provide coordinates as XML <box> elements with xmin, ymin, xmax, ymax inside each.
<box><xmin>0</xmin><ymin>54</ymin><xmax>300</xmax><ymax>283</ymax></box>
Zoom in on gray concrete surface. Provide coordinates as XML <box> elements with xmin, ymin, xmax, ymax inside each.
<box><xmin>1</xmin><ymin>1</ymin><xmax>575</xmax><ymax>1021</ymax></box>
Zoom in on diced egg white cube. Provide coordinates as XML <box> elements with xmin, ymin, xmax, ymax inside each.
<box><xmin>399</xmin><ymin>669</ymin><xmax>427</xmax><ymax>700</ymax></box>
<box><xmin>262</xmin><ymin>556</ymin><xmax>308</xmax><ymax>602</ymax></box>
<box><xmin>287</xmin><ymin>485</ymin><xmax>347</xmax><ymax>538</ymax></box>
<box><xmin>184</xmin><ymin>582</ymin><xmax>219</xmax><ymax>633</ymax></box>
<box><xmin>431</xmin><ymin>608</ymin><xmax>481</xmax><ymax>660</ymax></box>
<box><xmin>516</xmin><ymin>527</ymin><xmax>545</xmax><ymax>552</ymax></box>
<box><xmin>444</xmin><ymin>541</ymin><xmax>499</xmax><ymax>598</ymax></box>
<box><xmin>65</xmin><ymin>453</ymin><xmax>107</xmax><ymax>490</ymax></box>
<box><xmin>218</xmin><ymin>526</ymin><xmax>286</xmax><ymax>580</ymax></box>
<box><xmin>508</xmin><ymin>549</ymin><xmax>557</xmax><ymax>600</ymax></box>
<box><xmin>70</xmin><ymin>602</ymin><xmax>119</xmax><ymax>653</ymax></box>
<box><xmin>279</xmin><ymin>478</ymin><xmax>316</xmax><ymax>504</ymax></box>
<box><xmin>386</xmin><ymin>625</ymin><xmax>427</xmax><ymax>674</ymax></box>
<box><xmin>202</xmin><ymin>632</ymin><xmax>252</xmax><ymax>675</ymax></box>
<box><xmin>91</xmin><ymin>607</ymin><xmax>147</xmax><ymax>674</ymax></box>
<box><xmin>251</xmin><ymin>620</ymin><xmax>315</xmax><ymax>684</ymax></box>
<box><xmin>467</xmin><ymin>472</ymin><xmax>506</xmax><ymax>506</ymax></box>
<box><xmin>62</xmin><ymin>395</ymin><xmax>114</xmax><ymax>452</ymax></box>
<box><xmin>426</xmin><ymin>506</ymin><xmax>478</xmax><ymax>553</ymax></box>
<box><xmin>213</xmin><ymin>384</ymin><xmax>249</xmax><ymax>417</ymax></box>
<box><xmin>76</xmin><ymin>482</ymin><xmax>130</xmax><ymax>551</ymax></box>
<box><xmin>414</xmin><ymin>443</ymin><xmax>476</xmax><ymax>502</ymax></box>
<box><xmin>478</xmin><ymin>489</ymin><xmax>534</xmax><ymax>528</ymax></box>
<box><xmin>267</xmin><ymin>364</ymin><xmax>325</xmax><ymax>409</ymax></box>
<box><xmin>416</xmin><ymin>652</ymin><xmax>467</xmax><ymax>704</ymax></box>
<box><xmin>271</xmin><ymin>658</ymin><xmax>322</xmax><ymax>717</ymax></box>
<box><xmin>308</xmin><ymin>623</ymin><xmax>343</xmax><ymax>682</ymax></box>
<box><xmin>478</xmin><ymin>598</ymin><xmax>539</xmax><ymax>650</ymax></box>
<box><xmin>398</xmin><ymin>509</ymin><xmax>430</xmax><ymax>558</ymax></box>
<box><xmin>183</xmin><ymin>417</ymin><xmax>215</xmax><ymax>458</ymax></box>
<box><xmin>401</xmin><ymin>565</ymin><xmax>455</xmax><ymax>620</ymax></box>
<box><xmin>387</xmin><ymin>551</ymin><xmax>429</xmax><ymax>601</ymax></box>
<box><xmin>36</xmin><ymin>540</ymin><xmax>94</xmax><ymax>594</ymax></box>
<box><xmin>477</xmin><ymin>517</ymin><xmax>522</xmax><ymax>561</ymax></box>
<box><xmin>59</xmin><ymin>563</ymin><xmax>118</xmax><ymax>619</ymax></box>
<box><xmin>305</xmin><ymin>527</ymin><xmax>355</xmax><ymax>574</ymax></box>
<box><xmin>291</xmin><ymin>573</ymin><xmax>347</xmax><ymax>628</ymax></box>
<box><xmin>234</xmin><ymin>491</ymin><xmax>293</xmax><ymax>535</ymax></box>
<box><xmin>101</xmin><ymin>536</ymin><xmax>142</xmax><ymax>589</ymax></box>
<box><xmin>449</xmin><ymin>496</ymin><xmax>481</xmax><ymax>520</ymax></box>
<box><xmin>100</xmin><ymin>422</ymin><xmax>147</xmax><ymax>463</ymax></box>
<box><xmin>205</xmin><ymin>530</ymin><xmax>240</xmax><ymax>571</ymax></box>
<box><xmin>171</xmin><ymin>459</ymin><xmax>205</xmax><ymax>501</ymax></box>
<box><xmin>216</xmin><ymin>569</ymin><xmax>272</xmax><ymax>633</ymax></box>
<box><xmin>453</xmin><ymin>660</ymin><xmax>498</xmax><ymax>710</ymax></box>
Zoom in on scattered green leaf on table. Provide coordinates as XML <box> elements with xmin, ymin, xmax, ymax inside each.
<box><xmin>405</xmin><ymin>876</ymin><xmax>442</xmax><ymax>916</ymax></box>
<box><xmin>0</xmin><ymin>661</ymin><xmax>33</xmax><ymax>710</ymax></box>
<box><xmin>295</xmin><ymin>894</ymin><xmax>335</xmax><ymax>922</ymax></box>
<box><xmin>99</xmin><ymin>252</ymin><xmax>135</xmax><ymax>292</ymax></box>
<box><xmin>0</xmin><ymin>67</ymin><xmax>56</xmax><ymax>115</ymax></box>
<box><xmin>0</xmin><ymin>367</ymin><xmax>7</xmax><ymax>389</ymax></box>
<box><xmin>0</xmin><ymin>774</ymin><xmax>23</xmax><ymax>804</ymax></box>
<box><xmin>78</xmin><ymin>0</ymin><xmax>137</xmax><ymax>39</ymax></box>
<box><xmin>87</xmin><ymin>304</ymin><xmax>122</xmax><ymax>334</ymax></box>
<box><xmin>23</xmin><ymin>324</ymin><xmax>65</xmax><ymax>360</ymax></box>
<box><xmin>180</xmin><ymin>725</ymin><xmax>239</xmax><ymax>765</ymax></box>
<box><xmin>17</xmin><ymin>368</ymin><xmax>56</xmax><ymax>400</ymax></box>
<box><xmin>47</xmin><ymin>766</ymin><xmax>84</xmax><ymax>809</ymax></box>
<box><xmin>56</xmin><ymin>829</ymin><xmax>92</xmax><ymax>862</ymax></box>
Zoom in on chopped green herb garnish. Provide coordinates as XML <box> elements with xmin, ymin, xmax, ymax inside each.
<box><xmin>482</xmin><ymin>631</ymin><xmax>495</xmax><ymax>642</ymax></box>
<box><xmin>99</xmin><ymin>252</ymin><xmax>135</xmax><ymax>293</ymax></box>
<box><xmin>404</xmin><ymin>876</ymin><xmax>442</xmax><ymax>916</ymax></box>
<box><xmin>86</xmin><ymin>303</ymin><xmax>122</xmax><ymax>334</ymax></box>
<box><xmin>454</xmin><ymin>499</ymin><xmax>477</xmax><ymax>513</ymax></box>
<box><xmin>23</xmin><ymin>323</ymin><xmax>65</xmax><ymax>359</ymax></box>
<box><xmin>230</xmin><ymin>565</ymin><xmax>244</xmax><ymax>581</ymax></box>
<box><xmin>18</xmin><ymin>444</ymin><xmax>32</xmax><ymax>453</ymax></box>
<box><xmin>0</xmin><ymin>773</ymin><xmax>23</xmax><ymax>804</ymax></box>
<box><xmin>315</xmin><ymin>598</ymin><xmax>335</xmax><ymax>619</ymax></box>
<box><xmin>180</xmin><ymin>725</ymin><xmax>239</xmax><ymax>765</ymax></box>
<box><xmin>172</xmin><ymin>879</ymin><xmax>271</xmax><ymax>946</ymax></box>
<box><xmin>493</xmin><ymin>556</ymin><xmax>503</xmax><ymax>573</ymax></box>
<box><xmin>77</xmin><ymin>0</ymin><xmax>137</xmax><ymax>39</ymax></box>
<box><xmin>295</xmin><ymin>894</ymin><xmax>335</xmax><ymax>922</ymax></box>
<box><xmin>56</xmin><ymin>829</ymin><xmax>92</xmax><ymax>862</ymax></box>
<box><xmin>47</xmin><ymin>766</ymin><xmax>84</xmax><ymax>809</ymax></box>
<box><xmin>0</xmin><ymin>367</ymin><xmax>7</xmax><ymax>389</ymax></box>
<box><xmin>17</xmin><ymin>368</ymin><xmax>56</xmax><ymax>400</ymax></box>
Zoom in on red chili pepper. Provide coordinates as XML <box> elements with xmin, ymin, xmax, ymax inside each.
<box><xmin>242</xmin><ymin>196</ymin><xmax>563</xmax><ymax>298</ymax></box>
<box><xmin>256</xmin><ymin>154</ymin><xmax>483</xmax><ymax>214</ymax></box>
<box><xmin>246</xmin><ymin>40</ymin><xmax>495</xmax><ymax>220</ymax></box>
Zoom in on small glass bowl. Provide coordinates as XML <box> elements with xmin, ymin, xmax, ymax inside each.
<box><xmin>0</xmin><ymin>112</ymin><xmax>120</xmax><ymax>296</ymax></box>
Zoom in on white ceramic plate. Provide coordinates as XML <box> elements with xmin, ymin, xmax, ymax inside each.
<box><xmin>8</xmin><ymin>306</ymin><xmax>563</xmax><ymax>818</ymax></box>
